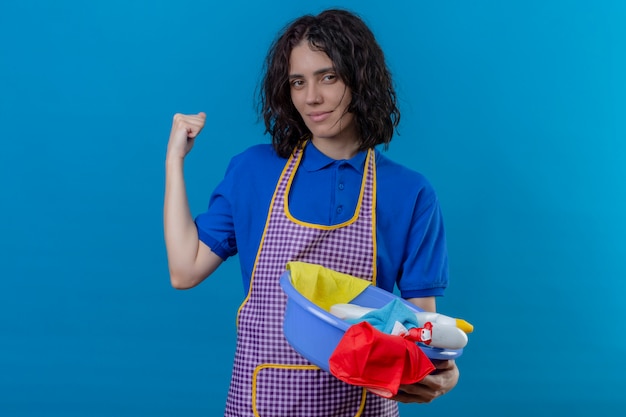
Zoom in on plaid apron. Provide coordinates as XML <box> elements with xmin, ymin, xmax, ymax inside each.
<box><xmin>224</xmin><ymin>145</ymin><xmax>399</xmax><ymax>417</ymax></box>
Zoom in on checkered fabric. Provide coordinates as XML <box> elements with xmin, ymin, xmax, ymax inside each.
<box><xmin>224</xmin><ymin>146</ymin><xmax>399</xmax><ymax>416</ymax></box>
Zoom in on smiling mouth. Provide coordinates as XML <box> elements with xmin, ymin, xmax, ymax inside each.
<box><xmin>308</xmin><ymin>111</ymin><xmax>331</xmax><ymax>122</ymax></box>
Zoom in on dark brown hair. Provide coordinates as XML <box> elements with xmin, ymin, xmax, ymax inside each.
<box><xmin>258</xmin><ymin>9</ymin><xmax>400</xmax><ymax>158</ymax></box>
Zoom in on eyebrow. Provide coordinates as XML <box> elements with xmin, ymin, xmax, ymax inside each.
<box><xmin>288</xmin><ymin>67</ymin><xmax>335</xmax><ymax>80</ymax></box>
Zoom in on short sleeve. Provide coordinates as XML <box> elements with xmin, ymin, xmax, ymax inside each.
<box><xmin>194</xmin><ymin>161</ymin><xmax>239</xmax><ymax>261</ymax></box>
<box><xmin>396</xmin><ymin>194</ymin><xmax>449</xmax><ymax>299</ymax></box>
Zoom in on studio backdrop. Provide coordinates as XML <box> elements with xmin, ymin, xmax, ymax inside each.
<box><xmin>1</xmin><ymin>0</ymin><xmax>625</xmax><ymax>416</ymax></box>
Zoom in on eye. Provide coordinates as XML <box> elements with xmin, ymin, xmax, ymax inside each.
<box><xmin>322</xmin><ymin>73</ymin><xmax>337</xmax><ymax>83</ymax></box>
<box><xmin>290</xmin><ymin>79</ymin><xmax>305</xmax><ymax>89</ymax></box>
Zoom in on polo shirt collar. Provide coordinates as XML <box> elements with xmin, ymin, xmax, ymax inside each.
<box><xmin>302</xmin><ymin>142</ymin><xmax>367</xmax><ymax>173</ymax></box>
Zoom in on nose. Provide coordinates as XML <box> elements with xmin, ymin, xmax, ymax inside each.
<box><xmin>305</xmin><ymin>83</ymin><xmax>322</xmax><ymax>105</ymax></box>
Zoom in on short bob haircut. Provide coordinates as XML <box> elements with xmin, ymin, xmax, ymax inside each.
<box><xmin>259</xmin><ymin>9</ymin><xmax>400</xmax><ymax>158</ymax></box>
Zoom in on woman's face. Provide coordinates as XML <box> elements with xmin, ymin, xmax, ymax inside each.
<box><xmin>288</xmin><ymin>41</ymin><xmax>358</xmax><ymax>149</ymax></box>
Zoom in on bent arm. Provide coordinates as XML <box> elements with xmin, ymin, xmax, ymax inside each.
<box><xmin>163</xmin><ymin>112</ymin><xmax>222</xmax><ymax>289</ymax></box>
<box><xmin>164</xmin><ymin>158</ymin><xmax>223</xmax><ymax>289</ymax></box>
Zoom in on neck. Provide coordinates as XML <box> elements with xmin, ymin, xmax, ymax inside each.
<box><xmin>310</xmin><ymin>137</ymin><xmax>361</xmax><ymax>160</ymax></box>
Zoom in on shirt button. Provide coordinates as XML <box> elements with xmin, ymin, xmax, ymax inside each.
<box><xmin>338</xmin><ymin>183</ymin><xmax>345</xmax><ymax>190</ymax></box>
<box><xmin>336</xmin><ymin>206</ymin><xmax>343</xmax><ymax>214</ymax></box>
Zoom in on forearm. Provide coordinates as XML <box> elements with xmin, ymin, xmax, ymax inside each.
<box><xmin>163</xmin><ymin>158</ymin><xmax>202</xmax><ymax>287</ymax></box>
<box><xmin>406</xmin><ymin>296</ymin><xmax>436</xmax><ymax>312</ymax></box>
<box><xmin>395</xmin><ymin>298</ymin><xmax>459</xmax><ymax>403</ymax></box>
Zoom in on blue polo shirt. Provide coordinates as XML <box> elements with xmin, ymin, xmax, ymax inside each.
<box><xmin>195</xmin><ymin>142</ymin><xmax>448</xmax><ymax>299</ymax></box>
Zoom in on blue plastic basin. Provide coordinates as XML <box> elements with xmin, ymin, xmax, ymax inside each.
<box><xmin>279</xmin><ymin>271</ymin><xmax>463</xmax><ymax>372</ymax></box>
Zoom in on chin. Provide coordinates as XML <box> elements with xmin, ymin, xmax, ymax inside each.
<box><xmin>309</xmin><ymin>128</ymin><xmax>341</xmax><ymax>140</ymax></box>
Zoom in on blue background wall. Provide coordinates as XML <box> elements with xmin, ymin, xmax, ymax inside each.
<box><xmin>1</xmin><ymin>0</ymin><xmax>625</xmax><ymax>416</ymax></box>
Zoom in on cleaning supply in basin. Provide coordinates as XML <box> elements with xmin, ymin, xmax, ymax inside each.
<box><xmin>330</xmin><ymin>300</ymin><xmax>471</xmax><ymax>350</ymax></box>
<box><xmin>330</xmin><ymin>302</ymin><xmax>473</xmax><ymax>333</ymax></box>
<box><xmin>328</xmin><ymin>321</ymin><xmax>436</xmax><ymax>399</ymax></box>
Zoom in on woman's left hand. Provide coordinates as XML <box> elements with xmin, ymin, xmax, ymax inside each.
<box><xmin>392</xmin><ymin>359</ymin><xmax>459</xmax><ymax>403</ymax></box>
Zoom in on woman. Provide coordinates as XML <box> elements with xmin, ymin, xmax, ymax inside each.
<box><xmin>164</xmin><ymin>8</ymin><xmax>459</xmax><ymax>416</ymax></box>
